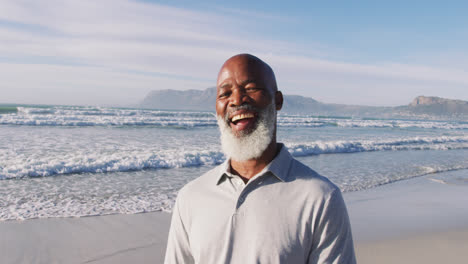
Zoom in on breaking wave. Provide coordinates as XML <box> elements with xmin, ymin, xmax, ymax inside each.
<box><xmin>2</xmin><ymin>135</ymin><xmax>467</xmax><ymax>180</ymax></box>
<box><xmin>286</xmin><ymin>135</ymin><xmax>468</xmax><ymax>156</ymax></box>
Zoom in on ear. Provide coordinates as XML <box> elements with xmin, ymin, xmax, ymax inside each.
<box><xmin>275</xmin><ymin>91</ymin><xmax>283</xmax><ymax>111</ymax></box>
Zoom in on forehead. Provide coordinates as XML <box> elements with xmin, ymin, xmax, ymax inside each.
<box><xmin>217</xmin><ymin>59</ymin><xmax>267</xmax><ymax>87</ymax></box>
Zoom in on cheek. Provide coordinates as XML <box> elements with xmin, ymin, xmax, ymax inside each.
<box><xmin>253</xmin><ymin>93</ymin><xmax>273</xmax><ymax>107</ymax></box>
<box><xmin>215</xmin><ymin>100</ymin><xmax>227</xmax><ymax>116</ymax></box>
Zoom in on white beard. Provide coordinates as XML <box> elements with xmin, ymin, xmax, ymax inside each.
<box><xmin>217</xmin><ymin>102</ymin><xmax>276</xmax><ymax>162</ymax></box>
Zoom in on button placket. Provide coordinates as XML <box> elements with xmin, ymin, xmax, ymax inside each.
<box><xmin>236</xmin><ymin>193</ymin><xmax>245</xmax><ymax>208</ymax></box>
<box><xmin>236</xmin><ymin>183</ymin><xmax>252</xmax><ymax>208</ymax></box>
<box><xmin>236</xmin><ymin>179</ymin><xmax>242</xmax><ymax>187</ymax></box>
<box><xmin>240</xmin><ymin>177</ymin><xmax>263</xmax><ymax>206</ymax></box>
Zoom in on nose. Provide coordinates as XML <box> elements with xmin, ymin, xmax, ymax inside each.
<box><xmin>229</xmin><ymin>88</ymin><xmax>248</xmax><ymax>107</ymax></box>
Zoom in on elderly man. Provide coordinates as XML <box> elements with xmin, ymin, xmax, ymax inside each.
<box><xmin>165</xmin><ymin>54</ymin><xmax>356</xmax><ymax>264</ymax></box>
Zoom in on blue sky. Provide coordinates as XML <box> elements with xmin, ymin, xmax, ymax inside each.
<box><xmin>0</xmin><ymin>0</ymin><xmax>467</xmax><ymax>106</ymax></box>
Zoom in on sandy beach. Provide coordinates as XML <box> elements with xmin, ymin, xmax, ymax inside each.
<box><xmin>1</xmin><ymin>170</ymin><xmax>467</xmax><ymax>264</ymax></box>
<box><xmin>347</xmin><ymin>169</ymin><xmax>468</xmax><ymax>263</ymax></box>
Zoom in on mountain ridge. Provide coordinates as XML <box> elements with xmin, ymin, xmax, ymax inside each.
<box><xmin>140</xmin><ymin>88</ymin><xmax>468</xmax><ymax>120</ymax></box>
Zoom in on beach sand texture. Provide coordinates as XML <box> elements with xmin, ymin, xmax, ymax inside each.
<box><xmin>357</xmin><ymin>229</ymin><xmax>468</xmax><ymax>264</ymax></box>
<box><xmin>1</xmin><ymin>170</ymin><xmax>467</xmax><ymax>264</ymax></box>
<box><xmin>0</xmin><ymin>212</ymin><xmax>171</xmax><ymax>264</ymax></box>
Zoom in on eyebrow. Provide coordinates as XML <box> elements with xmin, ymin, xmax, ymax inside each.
<box><xmin>240</xmin><ymin>79</ymin><xmax>259</xmax><ymax>87</ymax></box>
<box><xmin>219</xmin><ymin>79</ymin><xmax>260</xmax><ymax>90</ymax></box>
<box><xmin>219</xmin><ymin>83</ymin><xmax>232</xmax><ymax>90</ymax></box>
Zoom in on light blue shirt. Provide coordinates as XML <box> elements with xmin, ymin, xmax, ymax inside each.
<box><xmin>165</xmin><ymin>144</ymin><xmax>356</xmax><ymax>264</ymax></box>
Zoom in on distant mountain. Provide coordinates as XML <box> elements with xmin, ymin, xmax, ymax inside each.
<box><xmin>140</xmin><ymin>88</ymin><xmax>468</xmax><ymax>120</ymax></box>
<box><xmin>281</xmin><ymin>95</ymin><xmax>394</xmax><ymax>117</ymax></box>
<box><xmin>404</xmin><ymin>96</ymin><xmax>468</xmax><ymax>117</ymax></box>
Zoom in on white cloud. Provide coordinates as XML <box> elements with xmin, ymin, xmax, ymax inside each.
<box><xmin>0</xmin><ymin>0</ymin><xmax>466</xmax><ymax>106</ymax></box>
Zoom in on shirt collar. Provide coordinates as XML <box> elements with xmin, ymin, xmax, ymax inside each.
<box><xmin>215</xmin><ymin>143</ymin><xmax>293</xmax><ymax>185</ymax></box>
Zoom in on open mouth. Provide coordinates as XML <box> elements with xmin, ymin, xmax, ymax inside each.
<box><xmin>231</xmin><ymin>113</ymin><xmax>255</xmax><ymax>123</ymax></box>
<box><xmin>229</xmin><ymin>112</ymin><xmax>257</xmax><ymax>132</ymax></box>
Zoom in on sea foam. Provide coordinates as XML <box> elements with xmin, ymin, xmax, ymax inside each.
<box><xmin>1</xmin><ymin>135</ymin><xmax>467</xmax><ymax>180</ymax></box>
<box><xmin>286</xmin><ymin>135</ymin><xmax>468</xmax><ymax>156</ymax></box>
<box><xmin>1</xmin><ymin>106</ymin><xmax>467</xmax><ymax>129</ymax></box>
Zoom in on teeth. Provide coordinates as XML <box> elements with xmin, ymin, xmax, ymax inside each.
<box><xmin>231</xmin><ymin>113</ymin><xmax>254</xmax><ymax>122</ymax></box>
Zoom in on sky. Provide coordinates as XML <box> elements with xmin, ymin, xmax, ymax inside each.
<box><xmin>0</xmin><ymin>0</ymin><xmax>467</xmax><ymax>107</ymax></box>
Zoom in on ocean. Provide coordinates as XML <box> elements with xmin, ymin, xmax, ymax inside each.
<box><xmin>1</xmin><ymin>105</ymin><xmax>467</xmax><ymax>221</ymax></box>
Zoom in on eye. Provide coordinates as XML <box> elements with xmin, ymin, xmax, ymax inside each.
<box><xmin>218</xmin><ymin>91</ymin><xmax>231</xmax><ymax>98</ymax></box>
<box><xmin>246</xmin><ymin>87</ymin><xmax>261</xmax><ymax>92</ymax></box>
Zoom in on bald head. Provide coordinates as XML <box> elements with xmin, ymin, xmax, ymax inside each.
<box><xmin>217</xmin><ymin>54</ymin><xmax>278</xmax><ymax>96</ymax></box>
<box><xmin>216</xmin><ymin>54</ymin><xmax>283</xmax><ymax>118</ymax></box>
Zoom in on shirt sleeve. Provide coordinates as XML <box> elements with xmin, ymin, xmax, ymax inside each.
<box><xmin>308</xmin><ymin>189</ymin><xmax>356</xmax><ymax>264</ymax></box>
<box><xmin>164</xmin><ymin>197</ymin><xmax>195</xmax><ymax>264</ymax></box>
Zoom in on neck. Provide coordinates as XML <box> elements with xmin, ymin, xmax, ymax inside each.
<box><xmin>230</xmin><ymin>140</ymin><xmax>279</xmax><ymax>183</ymax></box>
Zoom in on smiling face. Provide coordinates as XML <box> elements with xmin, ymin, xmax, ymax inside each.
<box><xmin>215</xmin><ymin>54</ymin><xmax>283</xmax><ymax>161</ymax></box>
<box><xmin>216</xmin><ymin>54</ymin><xmax>281</xmax><ymax>137</ymax></box>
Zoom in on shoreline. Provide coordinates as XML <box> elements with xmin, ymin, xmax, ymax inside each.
<box><xmin>1</xmin><ymin>169</ymin><xmax>467</xmax><ymax>263</ymax></box>
<box><xmin>345</xmin><ymin>169</ymin><xmax>468</xmax><ymax>242</ymax></box>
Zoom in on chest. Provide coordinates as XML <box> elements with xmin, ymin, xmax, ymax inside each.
<box><xmin>187</xmin><ymin>183</ymin><xmax>313</xmax><ymax>263</ymax></box>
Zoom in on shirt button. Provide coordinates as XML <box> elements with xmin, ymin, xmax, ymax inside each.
<box><xmin>239</xmin><ymin>196</ymin><xmax>245</xmax><ymax>203</ymax></box>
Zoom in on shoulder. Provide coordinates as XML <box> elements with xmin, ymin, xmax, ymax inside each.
<box><xmin>285</xmin><ymin>158</ymin><xmax>349</xmax><ymax>225</ymax></box>
<box><xmin>286</xmin><ymin>157</ymin><xmax>340</xmax><ymax>200</ymax></box>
